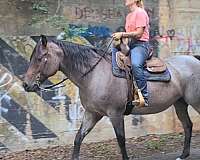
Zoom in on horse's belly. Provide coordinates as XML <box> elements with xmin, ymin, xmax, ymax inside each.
<box><xmin>147</xmin><ymin>81</ymin><xmax>181</xmax><ymax>109</ymax></box>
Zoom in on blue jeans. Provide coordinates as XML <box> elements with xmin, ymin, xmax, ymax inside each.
<box><xmin>130</xmin><ymin>41</ymin><xmax>150</xmax><ymax>102</ymax></box>
<box><xmin>112</xmin><ymin>41</ymin><xmax>150</xmax><ymax>102</ymax></box>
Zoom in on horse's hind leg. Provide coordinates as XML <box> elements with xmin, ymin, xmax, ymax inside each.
<box><xmin>174</xmin><ymin>98</ymin><xmax>193</xmax><ymax>160</ymax></box>
<box><xmin>110</xmin><ymin>115</ymin><xmax>129</xmax><ymax>160</ymax></box>
<box><xmin>72</xmin><ymin>110</ymin><xmax>102</xmax><ymax>160</ymax></box>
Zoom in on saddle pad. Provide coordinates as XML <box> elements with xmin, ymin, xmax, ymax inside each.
<box><xmin>112</xmin><ymin>61</ymin><xmax>171</xmax><ymax>82</ymax></box>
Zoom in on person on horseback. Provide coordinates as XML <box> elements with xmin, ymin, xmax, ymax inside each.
<box><xmin>112</xmin><ymin>0</ymin><xmax>150</xmax><ymax>107</ymax></box>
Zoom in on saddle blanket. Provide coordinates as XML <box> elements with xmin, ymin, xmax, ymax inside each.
<box><xmin>112</xmin><ymin>64</ymin><xmax>171</xmax><ymax>82</ymax></box>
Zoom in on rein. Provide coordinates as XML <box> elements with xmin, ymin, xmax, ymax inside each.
<box><xmin>81</xmin><ymin>37</ymin><xmax>114</xmax><ymax>79</ymax></box>
<box><xmin>38</xmin><ymin>77</ymin><xmax>68</xmax><ymax>92</ymax></box>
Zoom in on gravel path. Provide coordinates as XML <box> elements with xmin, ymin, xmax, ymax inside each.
<box><xmin>133</xmin><ymin>148</ymin><xmax>200</xmax><ymax>160</ymax></box>
<box><xmin>1</xmin><ymin>132</ymin><xmax>200</xmax><ymax>160</ymax></box>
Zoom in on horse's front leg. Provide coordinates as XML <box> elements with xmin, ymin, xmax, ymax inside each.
<box><xmin>110</xmin><ymin>114</ymin><xmax>129</xmax><ymax>160</ymax></box>
<box><xmin>72</xmin><ymin>110</ymin><xmax>102</xmax><ymax>160</ymax></box>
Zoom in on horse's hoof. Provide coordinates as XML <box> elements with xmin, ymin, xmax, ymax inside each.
<box><xmin>176</xmin><ymin>158</ymin><xmax>184</xmax><ymax>160</ymax></box>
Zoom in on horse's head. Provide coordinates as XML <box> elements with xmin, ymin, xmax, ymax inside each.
<box><xmin>23</xmin><ymin>35</ymin><xmax>64</xmax><ymax>92</ymax></box>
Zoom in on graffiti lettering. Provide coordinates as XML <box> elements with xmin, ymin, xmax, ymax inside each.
<box><xmin>74</xmin><ymin>6</ymin><xmax>123</xmax><ymax>21</ymax></box>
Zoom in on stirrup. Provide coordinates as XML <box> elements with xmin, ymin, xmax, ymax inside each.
<box><xmin>133</xmin><ymin>89</ymin><xmax>145</xmax><ymax>107</ymax></box>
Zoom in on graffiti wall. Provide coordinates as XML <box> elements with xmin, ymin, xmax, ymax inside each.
<box><xmin>1</xmin><ymin>0</ymin><xmax>200</xmax><ymax>57</ymax></box>
<box><xmin>0</xmin><ymin>0</ymin><xmax>200</xmax><ymax>153</ymax></box>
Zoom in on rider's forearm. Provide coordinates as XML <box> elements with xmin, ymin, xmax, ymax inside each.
<box><xmin>122</xmin><ymin>30</ymin><xmax>143</xmax><ymax>39</ymax></box>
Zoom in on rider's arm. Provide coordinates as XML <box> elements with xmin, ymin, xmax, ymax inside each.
<box><xmin>122</xmin><ymin>27</ymin><xmax>145</xmax><ymax>39</ymax></box>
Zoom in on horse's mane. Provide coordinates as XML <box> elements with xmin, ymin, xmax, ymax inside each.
<box><xmin>52</xmin><ymin>39</ymin><xmax>111</xmax><ymax>75</ymax></box>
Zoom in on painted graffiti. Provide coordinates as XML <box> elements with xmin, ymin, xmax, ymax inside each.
<box><xmin>75</xmin><ymin>6</ymin><xmax>123</xmax><ymax>21</ymax></box>
<box><xmin>152</xmin><ymin>28</ymin><xmax>200</xmax><ymax>55</ymax></box>
<box><xmin>58</xmin><ymin>23</ymin><xmax>199</xmax><ymax>56</ymax></box>
<box><xmin>57</xmin><ymin>24</ymin><xmax>112</xmax><ymax>48</ymax></box>
<box><xmin>0</xmin><ymin>72</ymin><xmax>13</xmax><ymax>88</ymax></box>
<box><xmin>0</xmin><ymin>72</ymin><xmax>13</xmax><ymax>114</ymax></box>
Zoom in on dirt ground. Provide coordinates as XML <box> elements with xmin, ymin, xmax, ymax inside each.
<box><xmin>1</xmin><ymin>131</ymin><xmax>200</xmax><ymax>160</ymax></box>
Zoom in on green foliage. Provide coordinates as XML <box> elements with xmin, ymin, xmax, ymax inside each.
<box><xmin>32</xmin><ymin>2</ymin><xmax>48</xmax><ymax>14</ymax></box>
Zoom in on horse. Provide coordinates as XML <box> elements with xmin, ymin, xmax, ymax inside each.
<box><xmin>23</xmin><ymin>35</ymin><xmax>200</xmax><ymax>160</ymax></box>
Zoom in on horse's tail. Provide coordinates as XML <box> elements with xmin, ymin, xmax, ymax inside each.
<box><xmin>194</xmin><ymin>55</ymin><xmax>200</xmax><ymax>61</ymax></box>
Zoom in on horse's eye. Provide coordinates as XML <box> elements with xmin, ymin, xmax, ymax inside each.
<box><xmin>38</xmin><ymin>52</ymin><xmax>48</xmax><ymax>61</ymax></box>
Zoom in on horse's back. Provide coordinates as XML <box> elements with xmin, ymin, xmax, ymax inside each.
<box><xmin>166</xmin><ymin>55</ymin><xmax>200</xmax><ymax>75</ymax></box>
<box><xmin>167</xmin><ymin>55</ymin><xmax>200</xmax><ymax>66</ymax></box>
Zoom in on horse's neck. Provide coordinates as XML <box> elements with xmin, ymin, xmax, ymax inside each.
<box><xmin>58</xmin><ymin>41</ymin><xmax>111</xmax><ymax>88</ymax></box>
<box><xmin>59</xmin><ymin>51</ymin><xmax>92</xmax><ymax>88</ymax></box>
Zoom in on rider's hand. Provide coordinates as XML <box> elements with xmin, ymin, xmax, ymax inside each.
<box><xmin>112</xmin><ymin>32</ymin><xmax>124</xmax><ymax>40</ymax></box>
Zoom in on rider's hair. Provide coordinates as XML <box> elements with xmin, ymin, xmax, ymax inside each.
<box><xmin>134</xmin><ymin>0</ymin><xmax>144</xmax><ymax>8</ymax></box>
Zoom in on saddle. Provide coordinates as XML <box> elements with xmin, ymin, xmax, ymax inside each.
<box><xmin>113</xmin><ymin>38</ymin><xmax>167</xmax><ymax>108</ymax></box>
<box><xmin>113</xmin><ymin>37</ymin><xmax>167</xmax><ymax>73</ymax></box>
<box><xmin>116</xmin><ymin>51</ymin><xmax>167</xmax><ymax>73</ymax></box>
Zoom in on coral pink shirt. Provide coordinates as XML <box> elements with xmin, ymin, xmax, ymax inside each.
<box><xmin>125</xmin><ymin>7</ymin><xmax>149</xmax><ymax>41</ymax></box>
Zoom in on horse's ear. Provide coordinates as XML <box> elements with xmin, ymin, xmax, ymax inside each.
<box><xmin>40</xmin><ymin>35</ymin><xmax>47</xmax><ymax>48</ymax></box>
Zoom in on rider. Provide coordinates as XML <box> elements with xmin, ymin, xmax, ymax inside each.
<box><xmin>112</xmin><ymin>0</ymin><xmax>150</xmax><ymax>107</ymax></box>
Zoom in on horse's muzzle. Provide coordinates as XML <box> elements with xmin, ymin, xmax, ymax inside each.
<box><xmin>23</xmin><ymin>82</ymin><xmax>40</xmax><ymax>92</ymax></box>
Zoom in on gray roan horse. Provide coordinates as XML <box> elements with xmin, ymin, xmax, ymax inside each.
<box><xmin>23</xmin><ymin>35</ymin><xmax>200</xmax><ymax>160</ymax></box>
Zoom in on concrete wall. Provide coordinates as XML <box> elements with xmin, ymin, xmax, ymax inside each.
<box><xmin>0</xmin><ymin>0</ymin><xmax>126</xmax><ymax>35</ymax></box>
<box><xmin>0</xmin><ymin>0</ymin><xmax>200</xmax><ymax>152</ymax></box>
